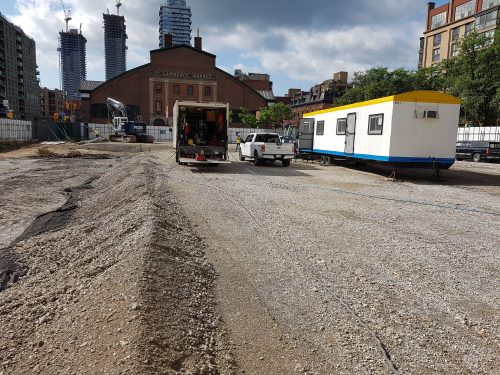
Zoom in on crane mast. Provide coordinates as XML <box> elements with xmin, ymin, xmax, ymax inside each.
<box><xmin>60</xmin><ymin>0</ymin><xmax>72</xmax><ymax>32</ymax></box>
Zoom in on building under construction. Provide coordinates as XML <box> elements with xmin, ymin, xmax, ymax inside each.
<box><xmin>103</xmin><ymin>4</ymin><xmax>127</xmax><ymax>81</ymax></box>
<box><xmin>59</xmin><ymin>28</ymin><xmax>87</xmax><ymax>101</ymax></box>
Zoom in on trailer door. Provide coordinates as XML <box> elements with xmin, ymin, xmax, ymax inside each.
<box><xmin>298</xmin><ymin>118</ymin><xmax>315</xmax><ymax>151</ymax></box>
<box><xmin>344</xmin><ymin>112</ymin><xmax>356</xmax><ymax>154</ymax></box>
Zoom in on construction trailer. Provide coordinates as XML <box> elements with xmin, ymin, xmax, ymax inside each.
<box><xmin>298</xmin><ymin>91</ymin><xmax>461</xmax><ymax>169</ymax></box>
<box><xmin>173</xmin><ymin>101</ymin><xmax>230</xmax><ymax>165</ymax></box>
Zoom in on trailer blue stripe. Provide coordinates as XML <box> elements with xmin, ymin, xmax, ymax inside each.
<box><xmin>299</xmin><ymin>148</ymin><xmax>455</xmax><ymax>165</ymax></box>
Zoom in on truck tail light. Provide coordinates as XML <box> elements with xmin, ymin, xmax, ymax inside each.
<box><xmin>260</xmin><ymin>145</ymin><xmax>266</xmax><ymax>152</ymax></box>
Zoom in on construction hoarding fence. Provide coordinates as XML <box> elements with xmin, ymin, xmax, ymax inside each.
<box><xmin>32</xmin><ymin>121</ymin><xmax>86</xmax><ymax>142</ymax></box>
<box><xmin>0</xmin><ymin>119</ymin><xmax>32</xmax><ymax>141</ymax></box>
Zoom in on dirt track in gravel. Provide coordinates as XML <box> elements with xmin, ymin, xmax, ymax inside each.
<box><xmin>0</xmin><ymin>145</ymin><xmax>235</xmax><ymax>375</ymax></box>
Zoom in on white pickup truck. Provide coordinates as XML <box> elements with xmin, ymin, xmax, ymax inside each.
<box><xmin>239</xmin><ymin>132</ymin><xmax>294</xmax><ymax>167</ymax></box>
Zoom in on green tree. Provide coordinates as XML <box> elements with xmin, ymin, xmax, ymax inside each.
<box><xmin>336</xmin><ymin>67</ymin><xmax>421</xmax><ymax>105</ymax></box>
<box><xmin>259</xmin><ymin>103</ymin><xmax>294</xmax><ymax>129</ymax></box>
<box><xmin>238</xmin><ymin>107</ymin><xmax>259</xmax><ymax>128</ymax></box>
<box><xmin>444</xmin><ymin>30</ymin><xmax>500</xmax><ymax>125</ymax></box>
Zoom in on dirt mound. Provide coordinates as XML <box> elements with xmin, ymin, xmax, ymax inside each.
<box><xmin>0</xmin><ymin>154</ymin><xmax>235</xmax><ymax>374</ymax></box>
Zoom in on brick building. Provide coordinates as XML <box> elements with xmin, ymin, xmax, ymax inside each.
<box><xmin>421</xmin><ymin>0</ymin><xmax>499</xmax><ymax>67</ymax></box>
<box><xmin>82</xmin><ymin>37</ymin><xmax>266</xmax><ymax>125</ymax></box>
<box><xmin>290</xmin><ymin>72</ymin><xmax>351</xmax><ymax>124</ymax></box>
<box><xmin>40</xmin><ymin>87</ymin><xmax>64</xmax><ymax>119</ymax></box>
<box><xmin>234</xmin><ymin>70</ymin><xmax>275</xmax><ymax>102</ymax></box>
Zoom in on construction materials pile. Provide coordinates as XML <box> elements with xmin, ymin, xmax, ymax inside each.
<box><xmin>0</xmin><ymin>154</ymin><xmax>234</xmax><ymax>374</ymax></box>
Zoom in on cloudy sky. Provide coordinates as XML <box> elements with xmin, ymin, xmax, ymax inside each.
<box><xmin>2</xmin><ymin>0</ymin><xmax>447</xmax><ymax>95</ymax></box>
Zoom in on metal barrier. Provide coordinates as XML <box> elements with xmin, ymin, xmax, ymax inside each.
<box><xmin>457</xmin><ymin>126</ymin><xmax>500</xmax><ymax>142</ymax></box>
<box><xmin>227</xmin><ymin>128</ymin><xmax>283</xmax><ymax>143</ymax></box>
<box><xmin>87</xmin><ymin>123</ymin><xmax>173</xmax><ymax>143</ymax></box>
<box><xmin>0</xmin><ymin>119</ymin><xmax>32</xmax><ymax>141</ymax></box>
<box><xmin>32</xmin><ymin>121</ymin><xmax>85</xmax><ymax>142</ymax></box>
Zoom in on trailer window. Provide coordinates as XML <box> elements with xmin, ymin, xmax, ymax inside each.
<box><xmin>316</xmin><ymin>121</ymin><xmax>325</xmax><ymax>136</ymax></box>
<box><xmin>368</xmin><ymin>114</ymin><xmax>384</xmax><ymax>135</ymax></box>
<box><xmin>337</xmin><ymin>118</ymin><xmax>347</xmax><ymax>135</ymax></box>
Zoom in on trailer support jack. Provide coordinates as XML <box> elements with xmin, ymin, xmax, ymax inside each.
<box><xmin>387</xmin><ymin>169</ymin><xmax>402</xmax><ymax>182</ymax></box>
<box><xmin>430</xmin><ymin>160</ymin><xmax>445</xmax><ymax>182</ymax></box>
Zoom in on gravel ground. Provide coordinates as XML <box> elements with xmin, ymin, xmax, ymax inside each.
<box><xmin>0</xmin><ymin>151</ymin><xmax>235</xmax><ymax>374</ymax></box>
<box><xmin>163</xmin><ymin>149</ymin><xmax>500</xmax><ymax>375</ymax></box>
<box><xmin>1</xmin><ymin>144</ymin><xmax>499</xmax><ymax>375</ymax></box>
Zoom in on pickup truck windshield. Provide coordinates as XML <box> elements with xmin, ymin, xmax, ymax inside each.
<box><xmin>255</xmin><ymin>134</ymin><xmax>280</xmax><ymax>143</ymax></box>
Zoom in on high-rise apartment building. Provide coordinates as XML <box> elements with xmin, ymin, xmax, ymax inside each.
<box><xmin>421</xmin><ymin>0</ymin><xmax>499</xmax><ymax>68</ymax></box>
<box><xmin>0</xmin><ymin>12</ymin><xmax>40</xmax><ymax>120</ymax></box>
<box><xmin>159</xmin><ymin>0</ymin><xmax>192</xmax><ymax>47</ymax></box>
<box><xmin>103</xmin><ymin>12</ymin><xmax>127</xmax><ymax>81</ymax></box>
<box><xmin>59</xmin><ymin>28</ymin><xmax>87</xmax><ymax>101</ymax></box>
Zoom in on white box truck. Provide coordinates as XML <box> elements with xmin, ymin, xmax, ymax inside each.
<box><xmin>173</xmin><ymin>101</ymin><xmax>230</xmax><ymax>165</ymax></box>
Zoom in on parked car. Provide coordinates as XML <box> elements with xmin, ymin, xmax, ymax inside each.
<box><xmin>239</xmin><ymin>132</ymin><xmax>295</xmax><ymax>167</ymax></box>
<box><xmin>456</xmin><ymin>141</ymin><xmax>500</xmax><ymax>162</ymax></box>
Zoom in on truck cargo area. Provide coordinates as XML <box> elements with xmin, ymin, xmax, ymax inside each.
<box><xmin>174</xmin><ymin>102</ymin><xmax>229</xmax><ymax>165</ymax></box>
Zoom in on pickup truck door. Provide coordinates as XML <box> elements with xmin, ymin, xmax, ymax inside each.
<box><xmin>241</xmin><ymin>134</ymin><xmax>254</xmax><ymax>156</ymax></box>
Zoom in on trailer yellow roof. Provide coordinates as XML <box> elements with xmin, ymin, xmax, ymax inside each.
<box><xmin>304</xmin><ymin>90</ymin><xmax>461</xmax><ymax>117</ymax></box>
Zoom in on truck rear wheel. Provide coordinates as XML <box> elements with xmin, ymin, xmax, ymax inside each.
<box><xmin>254</xmin><ymin>150</ymin><xmax>261</xmax><ymax>166</ymax></box>
<box><xmin>472</xmin><ymin>153</ymin><xmax>481</xmax><ymax>162</ymax></box>
<box><xmin>282</xmin><ymin>159</ymin><xmax>291</xmax><ymax>167</ymax></box>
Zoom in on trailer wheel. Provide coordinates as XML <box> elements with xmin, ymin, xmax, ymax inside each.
<box><xmin>472</xmin><ymin>153</ymin><xmax>481</xmax><ymax>162</ymax></box>
<box><xmin>253</xmin><ymin>151</ymin><xmax>261</xmax><ymax>166</ymax></box>
<box><xmin>239</xmin><ymin>149</ymin><xmax>245</xmax><ymax>161</ymax></box>
<box><xmin>282</xmin><ymin>159</ymin><xmax>291</xmax><ymax>167</ymax></box>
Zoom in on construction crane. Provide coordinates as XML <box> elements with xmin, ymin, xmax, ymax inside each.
<box><xmin>60</xmin><ymin>0</ymin><xmax>72</xmax><ymax>31</ymax></box>
<box><xmin>116</xmin><ymin>0</ymin><xmax>122</xmax><ymax>15</ymax></box>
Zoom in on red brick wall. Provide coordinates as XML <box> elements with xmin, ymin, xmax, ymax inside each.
<box><xmin>428</xmin><ymin>3</ymin><xmax>450</xmax><ymax>30</ymax></box>
<box><xmin>243</xmin><ymin>80</ymin><xmax>272</xmax><ymax>91</ymax></box>
<box><xmin>215</xmin><ymin>70</ymin><xmax>267</xmax><ymax>112</ymax></box>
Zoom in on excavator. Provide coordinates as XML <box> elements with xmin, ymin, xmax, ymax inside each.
<box><xmin>106</xmin><ymin>97</ymin><xmax>154</xmax><ymax>143</ymax></box>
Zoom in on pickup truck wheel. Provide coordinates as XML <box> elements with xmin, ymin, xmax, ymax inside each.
<box><xmin>472</xmin><ymin>153</ymin><xmax>481</xmax><ymax>162</ymax></box>
<box><xmin>239</xmin><ymin>149</ymin><xmax>245</xmax><ymax>161</ymax></box>
<box><xmin>253</xmin><ymin>150</ymin><xmax>261</xmax><ymax>166</ymax></box>
<box><xmin>282</xmin><ymin>159</ymin><xmax>291</xmax><ymax>167</ymax></box>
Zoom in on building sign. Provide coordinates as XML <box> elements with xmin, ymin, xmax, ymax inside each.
<box><xmin>148</xmin><ymin>71</ymin><xmax>215</xmax><ymax>80</ymax></box>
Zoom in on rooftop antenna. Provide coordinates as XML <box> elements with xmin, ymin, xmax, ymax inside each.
<box><xmin>79</xmin><ymin>23</ymin><xmax>82</xmax><ymax>34</ymax></box>
<box><xmin>60</xmin><ymin>0</ymin><xmax>72</xmax><ymax>32</ymax></box>
<box><xmin>116</xmin><ymin>0</ymin><xmax>122</xmax><ymax>15</ymax></box>
<box><xmin>197</xmin><ymin>28</ymin><xmax>199</xmax><ymax>37</ymax></box>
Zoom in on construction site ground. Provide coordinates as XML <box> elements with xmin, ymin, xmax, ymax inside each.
<box><xmin>0</xmin><ymin>142</ymin><xmax>499</xmax><ymax>375</ymax></box>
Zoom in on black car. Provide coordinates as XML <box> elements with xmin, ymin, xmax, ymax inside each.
<box><xmin>456</xmin><ymin>141</ymin><xmax>500</xmax><ymax>162</ymax></box>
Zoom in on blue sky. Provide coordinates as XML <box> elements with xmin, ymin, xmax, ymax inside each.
<box><xmin>2</xmin><ymin>0</ymin><xmax>450</xmax><ymax>96</ymax></box>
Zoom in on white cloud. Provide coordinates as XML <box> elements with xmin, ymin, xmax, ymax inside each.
<box><xmin>7</xmin><ymin>0</ymin><xmax>427</xmax><ymax>93</ymax></box>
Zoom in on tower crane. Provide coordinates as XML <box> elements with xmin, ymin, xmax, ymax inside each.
<box><xmin>116</xmin><ymin>0</ymin><xmax>122</xmax><ymax>15</ymax></box>
<box><xmin>60</xmin><ymin>0</ymin><xmax>72</xmax><ymax>31</ymax></box>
